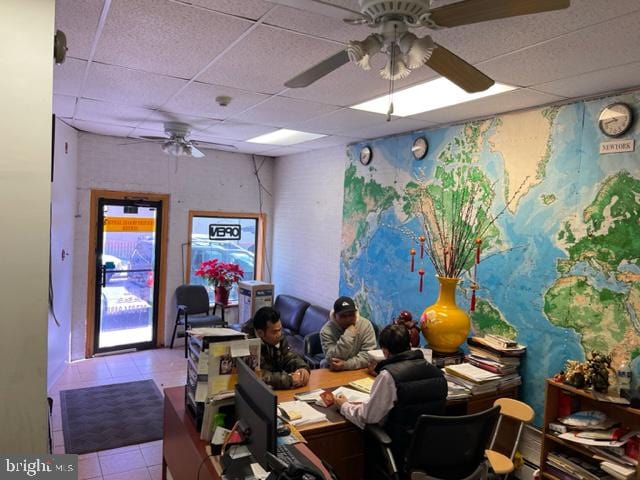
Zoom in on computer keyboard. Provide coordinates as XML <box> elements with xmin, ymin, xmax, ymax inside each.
<box><xmin>276</xmin><ymin>445</ymin><xmax>320</xmax><ymax>480</ymax></box>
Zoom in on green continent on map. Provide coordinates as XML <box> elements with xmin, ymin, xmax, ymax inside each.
<box><xmin>546</xmin><ymin>172</ymin><xmax>640</xmax><ymax>365</ymax></box>
<box><xmin>342</xmin><ymin>163</ymin><xmax>400</xmax><ymax>266</ymax></box>
<box><xmin>471</xmin><ymin>299</ymin><xmax>516</xmax><ymax>338</ymax></box>
<box><xmin>566</xmin><ymin>171</ymin><xmax>640</xmax><ymax>271</ymax></box>
<box><xmin>544</xmin><ymin>276</ymin><xmax>629</xmax><ymax>354</ymax></box>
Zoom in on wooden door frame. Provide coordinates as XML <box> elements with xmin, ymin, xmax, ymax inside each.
<box><xmin>85</xmin><ymin>189</ymin><xmax>170</xmax><ymax>358</ymax></box>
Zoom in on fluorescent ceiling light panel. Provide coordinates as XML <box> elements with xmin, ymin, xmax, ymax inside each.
<box><xmin>247</xmin><ymin>129</ymin><xmax>326</xmax><ymax>146</ymax></box>
<box><xmin>350</xmin><ymin>78</ymin><xmax>517</xmax><ymax>117</ymax></box>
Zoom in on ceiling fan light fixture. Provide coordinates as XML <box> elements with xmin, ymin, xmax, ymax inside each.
<box><xmin>380</xmin><ymin>47</ymin><xmax>411</xmax><ymax>80</ymax></box>
<box><xmin>351</xmin><ymin>78</ymin><xmax>517</xmax><ymax>117</ymax></box>
<box><xmin>162</xmin><ymin>141</ymin><xmax>188</xmax><ymax>157</ymax></box>
<box><xmin>347</xmin><ymin>34</ymin><xmax>383</xmax><ymax>70</ymax></box>
<box><xmin>404</xmin><ymin>35</ymin><xmax>435</xmax><ymax>69</ymax></box>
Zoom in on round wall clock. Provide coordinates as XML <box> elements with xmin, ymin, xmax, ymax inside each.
<box><xmin>412</xmin><ymin>136</ymin><xmax>428</xmax><ymax>160</ymax></box>
<box><xmin>359</xmin><ymin>145</ymin><xmax>372</xmax><ymax>165</ymax></box>
<box><xmin>598</xmin><ymin>102</ymin><xmax>633</xmax><ymax>137</ymax></box>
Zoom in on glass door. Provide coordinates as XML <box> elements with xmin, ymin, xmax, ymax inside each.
<box><xmin>94</xmin><ymin>198</ymin><xmax>162</xmax><ymax>353</ymax></box>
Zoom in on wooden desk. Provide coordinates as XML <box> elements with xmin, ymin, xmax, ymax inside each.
<box><xmin>163</xmin><ymin>369</ymin><xmax>518</xmax><ymax>480</ymax></box>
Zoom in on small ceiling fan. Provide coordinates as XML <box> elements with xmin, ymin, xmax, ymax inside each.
<box><xmin>135</xmin><ymin>122</ymin><xmax>237</xmax><ymax>158</ymax></box>
<box><xmin>282</xmin><ymin>0</ymin><xmax>570</xmax><ymax>93</ymax></box>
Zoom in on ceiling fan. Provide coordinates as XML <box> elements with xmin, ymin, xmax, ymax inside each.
<box><xmin>136</xmin><ymin>122</ymin><xmax>237</xmax><ymax>158</ymax></box>
<box><xmin>282</xmin><ymin>0</ymin><xmax>570</xmax><ymax>93</ymax></box>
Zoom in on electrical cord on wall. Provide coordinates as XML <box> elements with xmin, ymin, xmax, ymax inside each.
<box><xmin>252</xmin><ymin>155</ymin><xmax>272</xmax><ymax>281</ymax></box>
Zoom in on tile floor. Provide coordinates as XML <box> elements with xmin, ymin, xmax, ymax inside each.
<box><xmin>48</xmin><ymin>347</ymin><xmax>187</xmax><ymax>480</ymax></box>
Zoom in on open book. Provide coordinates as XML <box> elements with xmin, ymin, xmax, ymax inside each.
<box><xmin>348</xmin><ymin>377</ymin><xmax>375</xmax><ymax>394</ymax></box>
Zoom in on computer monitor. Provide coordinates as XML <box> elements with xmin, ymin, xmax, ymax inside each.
<box><xmin>235</xmin><ymin>359</ymin><xmax>277</xmax><ymax>468</ymax></box>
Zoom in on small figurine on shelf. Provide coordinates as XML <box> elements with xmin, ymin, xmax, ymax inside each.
<box><xmin>586</xmin><ymin>350</ymin><xmax>612</xmax><ymax>393</ymax></box>
<box><xmin>564</xmin><ymin>359</ymin><xmax>587</xmax><ymax>388</ymax></box>
<box><xmin>393</xmin><ymin>310</ymin><xmax>421</xmax><ymax>347</ymax></box>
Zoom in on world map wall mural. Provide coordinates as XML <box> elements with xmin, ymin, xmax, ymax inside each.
<box><xmin>340</xmin><ymin>90</ymin><xmax>640</xmax><ymax>423</ymax></box>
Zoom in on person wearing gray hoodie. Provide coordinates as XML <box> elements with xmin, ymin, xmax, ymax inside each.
<box><xmin>320</xmin><ymin>296</ymin><xmax>377</xmax><ymax>370</ymax></box>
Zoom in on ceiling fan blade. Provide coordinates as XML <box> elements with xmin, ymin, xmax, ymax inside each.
<box><xmin>285</xmin><ymin>50</ymin><xmax>350</xmax><ymax>88</ymax></box>
<box><xmin>429</xmin><ymin>0</ymin><xmax>570</xmax><ymax>28</ymax></box>
<box><xmin>426</xmin><ymin>44</ymin><xmax>494</xmax><ymax>93</ymax></box>
<box><xmin>189</xmin><ymin>146</ymin><xmax>205</xmax><ymax>158</ymax></box>
<box><xmin>140</xmin><ymin>135</ymin><xmax>169</xmax><ymax>141</ymax></box>
<box><xmin>266</xmin><ymin>0</ymin><xmax>365</xmax><ymax>21</ymax></box>
<box><xmin>192</xmin><ymin>140</ymin><xmax>238</xmax><ymax>150</ymax></box>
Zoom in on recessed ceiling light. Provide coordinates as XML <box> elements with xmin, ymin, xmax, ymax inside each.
<box><xmin>247</xmin><ymin>129</ymin><xmax>326</xmax><ymax>146</ymax></box>
<box><xmin>350</xmin><ymin>78</ymin><xmax>517</xmax><ymax>117</ymax></box>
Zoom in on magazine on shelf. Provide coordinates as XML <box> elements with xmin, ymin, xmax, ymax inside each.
<box><xmin>207</xmin><ymin>337</ymin><xmax>262</xmax><ymax>397</ymax></box>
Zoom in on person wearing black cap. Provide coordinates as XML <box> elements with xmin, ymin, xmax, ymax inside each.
<box><xmin>319</xmin><ymin>296</ymin><xmax>377</xmax><ymax>370</ymax></box>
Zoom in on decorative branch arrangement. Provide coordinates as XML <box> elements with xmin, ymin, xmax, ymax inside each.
<box><xmin>405</xmin><ymin>162</ymin><xmax>529</xmax><ymax>298</ymax></box>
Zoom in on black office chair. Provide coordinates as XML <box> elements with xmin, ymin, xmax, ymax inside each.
<box><xmin>366</xmin><ymin>405</ymin><xmax>501</xmax><ymax>480</ymax></box>
<box><xmin>303</xmin><ymin>332</ymin><xmax>325</xmax><ymax>369</ymax></box>
<box><xmin>171</xmin><ymin>285</ymin><xmax>224</xmax><ymax>357</ymax></box>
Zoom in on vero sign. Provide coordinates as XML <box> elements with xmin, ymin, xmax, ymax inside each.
<box><xmin>209</xmin><ymin>224</ymin><xmax>241</xmax><ymax>241</ymax></box>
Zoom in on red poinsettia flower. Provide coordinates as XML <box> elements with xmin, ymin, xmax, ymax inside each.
<box><xmin>194</xmin><ymin>259</ymin><xmax>244</xmax><ymax>288</ymax></box>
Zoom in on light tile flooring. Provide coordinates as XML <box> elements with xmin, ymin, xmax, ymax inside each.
<box><xmin>48</xmin><ymin>347</ymin><xmax>187</xmax><ymax>480</ymax></box>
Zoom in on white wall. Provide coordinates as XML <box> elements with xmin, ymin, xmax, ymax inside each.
<box><xmin>272</xmin><ymin>147</ymin><xmax>346</xmax><ymax>310</ymax></box>
<box><xmin>48</xmin><ymin>119</ymin><xmax>78</xmax><ymax>387</ymax></box>
<box><xmin>0</xmin><ymin>0</ymin><xmax>53</xmax><ymax>453</ymax></box>
<box><xmin>71</xmin><ymin>134</ymin><xmax>274</xmax><ymax>359</ymax></box>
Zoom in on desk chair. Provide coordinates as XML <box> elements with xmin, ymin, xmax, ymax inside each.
<box><xmin>485</xmin><ymin>398</ymin><xmax>535</xmax><ymax>478</ymax></box>
<box><xmin>303</xmin><ymin>332</ymin><xmax>325</xmax><ymax>369</ymax></box>
<box><xmin>367</xmin><ymin>405</ymin><xmax>501</xmax><ymax>480</ymax></box>
<box><xmin>171</xmin><ymin>284</ymin><xmax>224</xmax><ymax>357</ymax></box>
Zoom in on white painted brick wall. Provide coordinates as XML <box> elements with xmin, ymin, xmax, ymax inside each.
<box><xmin>272</xmin><ymin>146</ymin><xmax>347</xmax><ymax>310</ymax></box>
<box><xmin>71</xmin><ymin>133</ymin><xmax>274</xmax><ymax>359</ymax></box>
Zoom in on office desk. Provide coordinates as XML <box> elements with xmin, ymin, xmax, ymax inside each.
<box><xmin>163</xmin><ymin>370</ymin><xmax>518</xmax><ymax>480</ymax></box>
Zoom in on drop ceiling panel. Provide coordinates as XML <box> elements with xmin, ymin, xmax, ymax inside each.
<box><xmin>426</xmin><ymin>0</ymin><xmax>640</xmax><ymax>70</ymax></box>
<box><xmin>201</xmin><ymin>122</ymin><xmax>278</xmax><ymax>141</ymax></box>
<box><xmin>411</xmin><ymin>88</ymin><xmax>565</xmax><ymax>124</ymax></box>
<box><xmin>294</xmin><ymin>134</ymin><xmax>361</xmax><ymax>150</ymax></box>
<box><xmin>53</xmin><ymin>58</ymin><xmax>87</xmax><ymax>97</ymax></box>
<box><xmin>349</xmin><ymin>118</ymin><xmax>439</xmax><ymax>140</ymax></box>
<box><xmin>55</xmin><ymin>0</ymin><xmax>104</xmax><ymax>60</ymax></box>
<box><xmin>93</xmin><ymin>0</ymin><xmax>253</xmax><ymax>78</ymax></box>
<box><xmin>180</xmin><ymin>0</ymin><xmax>274</xmax><ymax>20</ymax></box>
<box><xmin>83</xmin><ymin>63</ymin><xmax>188</xmax><ymax>109</ymax></box>
<box><xmin>198</xmin><ymin>25</ymin><xmax>343</xmax><ymax>94</ymax></box>
<box><xmin>264</xmin><ymin>5</ymin><xmax>370</xmax><ymax>43</ymax></box>
<box><xmin>230</xmin><ymin>142</ymin><xmax>280</xmax><ymax>155</ymax></box>
<box><xmin>481</xmin><ymin>11</ymin><xmax>640</xmax><ymax>88</ymax></box>
<box><xmin>71</xmin><ymin>119</ymin><xmax>134</xmax><ymax>138</ymax></box>
<box><xmin>53</xmin><ymin>95</ymin><xmax>77</xmax><ymax>118</ymax></box>
<box><xmin>233</xmin><ymin>96</ymin><xmax>340</xmax><ymax>127</ymax></box>
<box><xmin>75</xmin><ymin>98</ymin><xmax>154</xmax><ymax>127</ymax></box>
<box><xmin>534</xmin><ymin>63</ymin><xmax>640</xmax><ymax>99</ymax></box>
<box><xmin>298</xmin><ymin>108</ymin><xmax>395</xmax><ymax>135</ymax></box>
<box><xmin>163</xmin><ymin>81</ymin><xmax>269</xmax><ymax>119</ymax></box>
<box><xmin>261</xmin><ymin>145</ymin><xmax>309</xmax><ymax>157</ymax></box>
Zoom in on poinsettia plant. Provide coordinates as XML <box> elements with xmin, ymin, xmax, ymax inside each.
<box><xmin>194</xmin><ymin>259</ymin><xmax>244</xmax><ymax>289</ymax></box>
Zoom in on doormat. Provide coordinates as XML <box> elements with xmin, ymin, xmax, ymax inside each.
<box><xmin>60</xmin><ymin>379</ymin><xmax>163</xmax><ymax>454</ymax></box>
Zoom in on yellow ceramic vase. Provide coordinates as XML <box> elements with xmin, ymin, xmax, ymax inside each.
<box><xmin>420</xmin><ymin>276</ymin><xmax>470</xmax><ymax>353</ymax></box>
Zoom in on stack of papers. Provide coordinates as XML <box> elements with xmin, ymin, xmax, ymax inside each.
<box><xmin>445</xmin><ymin>363</ymin><xmax>502</xmax><ymax>383</ymax></box>
<box><xmin>294</xmin><ymin>389</ymin><xmax>325</xmax><ymax>403</ymax></box>
<box><xmin>278</xmin><ymin>401</ymin><xmax>327</xmax><ymax>426</ymax></box>
<box><xmin>348</xmin><ymin>377</ymin><xmax>375</xmax><ymax>394</ymax></box>
<box><xmin>332</xmin><ymin>386</ymin><xmax>370</xmax><ymax>403</ymax></box>
<box><xmin>446</xmin><ymin>381</ymin><xmax>471</xmax><ymax>400</ymax></box>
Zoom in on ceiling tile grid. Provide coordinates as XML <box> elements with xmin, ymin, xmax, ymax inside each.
<box><xmin>92</xmin><ymin>0</ymin><xmax>254</xmax><ymax>79</ymax></box>
<box><xmin>55</xmin><ymin>0</ymin><xmax>104</xmax><ymax>60</ymax></box>
<box><xmin>75</xmin><ymin>98</ymin><xmax>154</xmax><ymax>128</ymax></box>
<box><xmin>53</xmin><ymin>95</ymin><xmax>77</xmax><ymax>118</ymax></box>
<box><xmin>232</xmin><ymin>95</ymin><xmax>341</xmax><ymax>127</ymax></box>
<box><xmin>53</xmin><ymin>58</ymin><xmax>88</xmax><ymax>97</ymax></box>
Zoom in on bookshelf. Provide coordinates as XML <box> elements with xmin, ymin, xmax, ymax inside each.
<box><xmin>541</xmin><ymin>380</ymin><xmax>640</xmax><ymax>480</ymax></box>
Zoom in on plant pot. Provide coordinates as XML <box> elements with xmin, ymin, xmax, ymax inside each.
<box><xmin>214</xmin><ymin>286</ymin><xmax>230</xmax><ymax>305</ymax></box>
<box><xmin>420</xmin><ymin>276</ymin><xmax>470</xmax><ymax>354</ymax></box>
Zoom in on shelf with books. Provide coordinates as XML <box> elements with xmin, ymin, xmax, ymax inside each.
<box><xmin>541</xmin><ymin>380</ymin><xmax>640</xmax><ymax>480</ymax></box>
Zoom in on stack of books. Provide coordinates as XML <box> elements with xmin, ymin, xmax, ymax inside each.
<box><xmin>464</xmin><ymin>335</ymin><xmax>526</xmax><ymax>389</ymax></box>
<box><xmin>546</xmin><ymin>451</ymin><xmax>612</xmax><ymax>480</ymax></box>
<box><xmin>444</xmin><ymin>362</ymin><xmax>520</xmax><ymax>395</ymax></box>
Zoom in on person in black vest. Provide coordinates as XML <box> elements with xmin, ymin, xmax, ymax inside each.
<box><xmin>335</xmin><ymin>324</ymin><xmax>447</xmax><ymax>478</ymax></box>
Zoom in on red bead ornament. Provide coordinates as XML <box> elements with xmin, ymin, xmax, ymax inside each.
<box><xmin>418</xmin><ymin>269</ymin><xmax>425</xmax><ymax>293</ymax></box>
<box><xmin>418</xmin><ymin>236</ymin><xmax>426</xmax><ymax>258</ymax></box>
<box><xmin>409</xmin><ymin>248</ymin><xmax>416</xmax><ymax>272</ymax></box>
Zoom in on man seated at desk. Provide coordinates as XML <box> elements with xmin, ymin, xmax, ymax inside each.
<box><xmin>335</xmin><ymin>324</ymin><xmax>447</xmax><ymax>477</ymax></box>
<box><xmin>244</xmin><ymin>306</ymin><xmax>311</xmax><ymax>389</ymax></box>
<box><xmin>320</xmin><ymin>296</ymin><xmax>377</xmax><ymax>371</ymax></box>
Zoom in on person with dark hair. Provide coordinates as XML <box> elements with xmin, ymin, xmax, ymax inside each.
<box><xmin>320</xmin><ymin>296</ymin><xmax>377</xmax><ymax>370</ymax></box>
<box><xmin>243</xmin><ymin>306</ymin><xmax>310</xmax><ymax>389</ymax></box>
<box><xmin>335</xmin><ymin>324</ymin><xmax>447</xmax><ymax>476</ymax></box>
